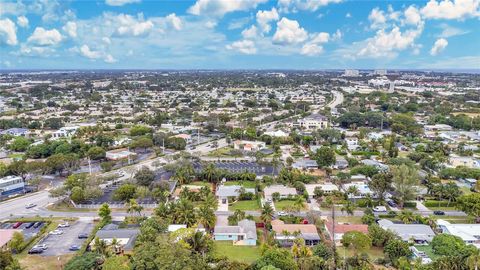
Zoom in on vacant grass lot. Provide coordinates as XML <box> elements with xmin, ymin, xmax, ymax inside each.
<box><xmin>230</xmin><ymin>200</ymin><xmax>260</xmax><ymax>211</ymax></box>
<box><xmin>214</xmin><ymin>241</ymin><xmax>260</xmax><ymax>263</ymax></box>
<box><xmin>17</xmin><ymin>254</ymin><xmax>74</xmax><ymax>270</ymax></box>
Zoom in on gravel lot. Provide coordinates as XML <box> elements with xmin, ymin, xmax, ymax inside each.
<box><xmin>37</xmin><ymin>221</ymin><xmax>94</xmax><ymax>256</ymax></box>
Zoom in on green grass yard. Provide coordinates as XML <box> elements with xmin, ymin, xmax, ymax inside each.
<box><xmin>224</xmin><ymin>180</ymin><xmax>256</xmax><ymax>188</ymax></box>
<box><xmin>274</xmin><ymin>200</ymin><xmax>298</xmax><ymax>211</ymax></box>
<box><xmin>336</xmin><ymin>246</ymin><xmax>385</xmax><ymax>260</ymax></box>
<box><xmin>230</xmin><ymin>200</ymin><xmax>260</xmax><ymax>211</ymax></box>
<box><xmin>214</xmin><ymin>241</ymin><xmax>261</xmax><ymax>263</ymax></box>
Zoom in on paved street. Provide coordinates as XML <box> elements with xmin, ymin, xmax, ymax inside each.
<box><xmin>327</xmin><ymin>90</ymin><xmax>344</xmax><ymax>109</ymax></box>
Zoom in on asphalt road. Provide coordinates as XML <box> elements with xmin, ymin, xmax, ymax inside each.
<box><xmin>0</xmin><ymin>190</ymin><xmax>58</xmax><ymax>221</ymax></box>
<box><xmin>327</xmin><ymin>90</ymin><xmax>344</xmax><ymax>109</ymax></box>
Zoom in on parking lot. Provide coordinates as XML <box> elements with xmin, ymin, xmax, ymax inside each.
<box><xmin>0</xmin><ymin>221</ymin><xmax>46</xmax><ymax>240</ymax></box>
<box><xmin>36</xmin><ymin>221</ymin><xmax>94</xmax><ymax>256</ymax></box>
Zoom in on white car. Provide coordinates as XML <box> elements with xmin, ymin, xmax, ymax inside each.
<box><xmin>33</xmin><ymin>244</ymin><xmax>48</xmax><ymax>250</ymax></box>
<box><xmin>49</xmin><ymin>229</ymin><xmax>63</xmax><ymax>235</ymax></box>
<box><xmin>58</xmin><ymin>222</ymin><xmax>70</xmax><ymax>228</ymax></box>
<box><xmin>373</xmin><ymin>206</ymin><xmax>387</xmax><ymax>212</ymax></box>
<box><xmin>25</xmin><ymin>203</ymin><xmax>37</xmax><ymax>209</ymax></box>
<box><xmin>277</xmin><ymin>211</ymin><xmax>288</xmax><ymax>216</ymax></box>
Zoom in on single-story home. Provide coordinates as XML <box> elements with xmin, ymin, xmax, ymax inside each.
<box><xmin>93</xmin><ymin>224</ymin><xmax>140</xmax><ymax>252</ymax></box>
<box><xmin>342</xmin><ymin>181</ymin><xmax>374</xmax><ymax>199</ymax></box>
<box><xmin>324</xmin><ymin>221</ymin><xmax>369</xmax><ymax>245</ymax></box>
<box><xmin>233</xmin><ymin>140</ymin><xmax>266</xmax><ymax>152</ymax></box>
<box><xmin>0</xmin><ymin>229</ymin><xmax>21</xmax><ymax>250</ymax></box>
<box><xmin>334</xmin><ymin>156</ymin><xmax>348</xmax><ymax>169</ymax></box>
<box><xmin>378</xmin><ymin>219</ymin><xmax>435</xmax><ymax>244</ymax></box>
<box><xmin>271</xmin><ymin>220</ymin><xmax>321</xmax><ymax>246</ymax></box>
<box><xmin>305</xmin><ymin>183</ymin><xmax>339</xmax><ymax>198</ymax></box>
<box><xmin>213</xmin><ymin>219</ymin><xmax>257</xmax><ymax>246</ymax></box>
<box><xmin>264</xmin><ymin>185</ymin><xmax>297</xmax><ymax>200</ymax></box>
<box><xmin>437</xmin><ymin>219</ymin><xmax>480</xmax><ymax>248</ymax></box>
<box><xmin>105</xmin><ymin>148</ymin><xmax>137</xmax><ymax>161</ymax></box>
<box><xmin>216</xmin><ymin>185</ymin><xmax>255</xmax><ymax>205</ymax></box>
<box><xmin>292</xmin><ymin>159</ymin><xmax>318</xmax><ymax>170</ymax></box>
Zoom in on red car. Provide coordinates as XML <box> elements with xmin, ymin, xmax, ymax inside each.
<box><xmin>12</xmin><ymin>222</ymin><xmax>22</xmax><ymax>229</ymax></box>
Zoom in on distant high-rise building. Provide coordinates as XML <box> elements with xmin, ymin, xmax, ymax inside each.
<box><xmin>389</xmin><ymin>81</ymin><xmax>395</xmax><ymax>92</ymax></box>
<box><xmin>374</xmin><ymin>69</ymin><xmax>387</xmax><ymax>75</ymax></box>
<box><xmin>344</xmin><ymin>69</ymin><xmax>360</xmax><ymax>76</ymax></box>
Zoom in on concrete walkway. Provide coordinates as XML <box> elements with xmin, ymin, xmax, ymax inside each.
<box><xmin>415</xmin><ymin>201</ymin><xmax>430</xmax><ymax>211</ymax></box>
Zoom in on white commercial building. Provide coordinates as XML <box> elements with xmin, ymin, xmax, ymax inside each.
<box><xmin>0</xmin><ymin>176</ymin><xmax>24</xmax><ymax>196</ymax></box>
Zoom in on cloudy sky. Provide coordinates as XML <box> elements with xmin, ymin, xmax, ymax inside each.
<box><xmin>0</xmin><ymin>0</ymin><xmax>479</xmax><ymax>69</ymax></box>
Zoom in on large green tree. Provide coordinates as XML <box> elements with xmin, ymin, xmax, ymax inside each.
<box><xmin>391</xmin><ymin>165</ymin><xmax>419</xmax><ymax>208</ymax></box>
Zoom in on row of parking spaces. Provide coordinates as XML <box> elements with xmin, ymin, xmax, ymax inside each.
<box><xmin>32</xmin><ymin>221</ymin><xmax>94</xmax><ymax>256</ymax></box>
<box><xmin>1</xmin><ymin>221</ymin><xmax>46</xmax><ymax>240</ymax></box>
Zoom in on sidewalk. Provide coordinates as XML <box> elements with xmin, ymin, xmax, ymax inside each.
<box><xmin>415</xmin><ymin>201</ymin><xmax>430</xmax><ymax>211</ymax></box>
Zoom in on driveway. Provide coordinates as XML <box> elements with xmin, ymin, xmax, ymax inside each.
<box><xmin>37</xmin><ymin>220</ymin><xmax>94</xmax><ymax>256</ymax></box>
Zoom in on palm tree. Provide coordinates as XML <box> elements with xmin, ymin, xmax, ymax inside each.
<box><xmin>187</xmin><ymin>231</ymin><xmax>211</xmax><ymax>258</ymax></box>
<box><xmin>398</xmin><ymin>210</ymin><xmax>415</xmax><ymax>224</ymax></box>
<box><xmin>93</xmin><ymin>237</ymin><xmax>110</xmax><ymax>257</ymax></box>
<box><xmin>203</xmin><ymin>163</ymin><xmax>217</xmax><ymax>183</ymax></box>
<box><xmin>291</xmin><ymin>238</ymin><xmax>312</xmax><ymax>260</ymax></box>
<box><xmin>341</xmin><ymin>201</ymin><xmax>356</xmax><ymax>216</ymax></box>
<box><xmin>294</xmin><ymin>196</ymin><xmax>306</xmax><ymax>212</ymax></box>
<box><xmin>282</xmin><ymin>229</ymin><xmax>291</xmax><ymax>245</ymax></box>
<box><xmin>197</xmin><ymin>204</ymin><xmax>216</xmax><ymax>231</ymax></box>
<box><xmin>261</xmin><ymin>203</ymin><xmax>274</xmax><ymax>226</ymax></box>
<box><xmin>174</xmin><ymin>199</ymin><xmax>196</xmax><ymax>227</ymax></box>
<box><xmin>127</xmin><ymin>199</ymin><xmax>143</xmax><ymax>216</ymax></box>
<box><xmin>202</xmin><ymin>193</ymin><xmax>218</xmax><ymax>211</ymax></box>
<box><xmin>467</xmin><ymin>249</ymin><xmax>480</xmax><ymax>270</ymax></box>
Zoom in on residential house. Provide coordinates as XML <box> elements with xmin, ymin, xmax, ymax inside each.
<box><xmin>324</xmin><ymin>221</ymin><xmax>369</xmax><ymax>245</ymax></box>
<box><xmin>93</xmin><ymin>225</ymin><xmax>140</xmax><ymax>253</ymax></box>
<box><xmin>233</xmin><ymin>140</ymin><xmax>266</xmax><ymax>152</ymax></box>
<box><xmin>305</xmin><ymin>183</ymin><xmax>339</xmax><ymax>199</ymax></box>
<box><xmin>378</xmin><ymin>219</ymin><xmax>435</xmax><ymax>244</ymax></box>
<box><xmin>0</xmin><ymin>229</ymin><xmax>21</xmax><ymax>250</ymax></box>
<box><xmin>292</xmin><ymin>113</ymin><xmax>329</xmax><ymax>131</ymax></box>
<box><xmin>342</xmin><ymin>181</ymin><xmax>374</xmax><ymax>199</ymax></box>
<box><xmin>264</xmin><ymin>185</ymin><xmax>297</xmax><ymax>200</ymax></box>
<box><xmin>448</xmin><ymin>155</ymin><xmax>480</xmax><ymax>169</ymax></box>
<box><xmin>213</xmin><ymin>219</ymin><xmax>257</xmax><ymax>246</ymax></box>
<box><xmin>264</xmin><ymin>130</ymin><xmax>289</xmax><ymax>138</ymax></box>
<box><xmin>345</xmin><ymin>137</ymin><xmax>359</xmax><ymax>151</ymax></box>
<box><xmin>361</xmin><ymin>159</ymin><xmax>389</xmax><ymax>172</ymax></box>
<box><xmin>105</xmin><ymin>148</ymin><xmax>137</xmax><ymax>161</ymax></box>
<box><xmin>51</xmin><ymin>126</ymin><xmax>79</xmax><ymax>140</ymax></box>
<box><xmin>1</xmin><ymin>128</ymin><xmax>28</xmax><ymax>137</ymax></box>
<box><xmin>216</xmin><ymin>185</ymin><xmax>255</xmax><ymax>205</ymax></box>
<box><xmin>271</xmin><ymin>220</ymin><xmax>321</xmax><ymax>246</ymax></box>
<box><xmin>334</xmin><ymin>156</ymin><xmax>348</xmax><ymax>169</ymax></box>
<box><xmin>437</xmin><ymin>220</ymin><xmax>480</xmax><ymax>248</ymax></box>
<box><xmin>292</xmin><ymin>159</ymin><xmax>318</xmax><ymax>170</ymax></box>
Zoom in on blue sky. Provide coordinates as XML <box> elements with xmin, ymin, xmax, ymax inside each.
<box><xmin>0</xmin><ymin>0</ymin><xmax>479</xmax><ymax>69</ymax></box>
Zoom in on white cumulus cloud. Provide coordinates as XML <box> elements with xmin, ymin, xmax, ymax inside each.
<box><xmin>105</xmin><ymin>0</ymin><xmax>141</xmax><ymax>6</ymax></box>
<box><xmin>17</xmin><ymin>16</ymin><xmax>29</xmax><ymax>28</ymax></box>
<box><xmin>114</xmin><ymin>14</ymin><xmax>154</xmax><ymax>37</ymax></box>
<box><xmin>256</xmin><ymin>8</ymin><xmax>279</xmax><ymax>33</ymax></box>
<box><xmin>80</xmin><ymin>45</ymin><xmax>102</xmax><ymax>59</ymax></box>
<box><xmin>188</xmin><ymin>0</ymin><xmax>267</xmax><ymax>17</ymax></box>
<box><xmin>421</xmin><ymin>0</ymin><xmax>480</xmax><ymax>20</ymax></box>
<box><xmin>301</xmin><ymin>43</ymin><xmax>324</xmax><ymax>56</ymax></box>
<box><xmin>241</xmin><ymin>25</ymin><xmax>258</xmax><ymax>39</ymax></box>
<box><xmin>278</xmin><ymin>0</ymin><xmax>342</xmax><ymax>13</ymax></box>
<box><xmin>63</xmin><ymin>21</ymin><xmax>77</xmax><ymax>38</ymax></box>
<box><xmin>404</xmin><ymin>5</ymin><xmax>422</xmax><ymax>26</ymax></box>
<box><xmin>226</xmin><ymin>39</ymin><xmax>257</xmax><ymax>54</ymax></box>
<box><xmin>0</xmin><ymin>18</ymin><xmax>18</xmax><ymax>45</ymax></box>
<box><xmin>368</xmin><ymin>7</ymin><xmax>387</xmax><ymax>29</ymax></box>
<box><xmin>166</xmin><ymin>13</ymin><xmax>182</xmax><ymax>31</ymax></box>
<box><xmin>272</xmin><ymin>17</ymin><xmax>308</xmax><ymax>45</ymax></box>
<box><xmin>27</xmin><ymin>27</ymin><xmax>62</xmax><ymax>46</ymax></box>
<box><xmin>430</xmin><ymin>38</ymin><xmax>448</xmax><ymax>55</ymax></box>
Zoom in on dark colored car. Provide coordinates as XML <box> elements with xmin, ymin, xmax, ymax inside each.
<box><xmin>78</xmin><ymin>233</ymin><xmax>89</xmax><ymax>239</ymax></box>
<box><xmin>433</xmin><ymin>210</ymin><xmax>445</xmax><ymax>215</ymax></box>
<box><xmin>33</xmin><ymin>222</ymin><xmax>42</xmax><ymax>228</ymax></box>
<box><xmin>12</xmin><ymin>222</ymin><xmax>22</xmax><ymax>229</ymax></box>
<box><xmin>387</xmin><ymin>200</ymin><xmax>397</xmax><ymax>207</ymax></box>
<box><xmin>28</xmin><ymin>247</ymin><xmax>44</xmax><ymax>254</ymax></box>
<box><xmin>69</xmin><ymin>245</ymin><xmax>81</xmax><ymax>251</ymax></box>
<box><xmin>25</xmin><ymin>222</ymin><xmax>34</xmax><ymax>229</ymax></box>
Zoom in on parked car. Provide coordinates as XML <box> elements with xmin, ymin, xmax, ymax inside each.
<box><xmin>69</xmin><ymin>245</ymin><xmax>81</xmax><ymax>251</ymax></box>
<box><xmin>433</xmin><ymin>210</ymin><xmax>445</xmax><ymax>215</ymax></box>
<box><xmin>373</xmin><ymin>206</ymin><xmax>387</xmax><ymax>212</ymax></box>
<box><xmin>12</xmin><ymin>222</ymin><xmax>22</xmax><ymax>229</ymax></box>
<box><xmin>25</xmin><ymin>203</ymin><xmax>37</xmax><ymax>209</ymax></box>
<box><xmin>25</xmin><ymin>222</ymin><xmax>35</xmax><ymax>229</ymax></box>
<box><xmin>33</xmin><ymin>244</ymin><xmax>48</xmax><ymax>250</ymax></box>
<box><xmin>28</xmin><ymin>247</ymin><xmax>44</xmax><ymax>254</ymax></box>
<box><xmin>58</xmin><ymin>222</ymin><xmax>70</xmax><ymax>228</ymax></box>
<box><xmin>277</xmin><ymin>211</ymin><xmax>287</xmax><ymax>216</ymax></box>
<box><xmin>387</xmin><ymin>200</ymin><xmax>397</xmax><ymax>207</ymax></box>
<box><xmin>33</xmin><ymin>222</ymin><xmax>42</xmax><ymax>228</ymax></box>
<box><xmin>49</xmin><ymin>229</ymin><xmax>63</xmax><ymax>235</ymax></box>
<box><xmin>78</xmin><ymin>233</ymin><xmax>89</xmax><ymax>239</ymax></box>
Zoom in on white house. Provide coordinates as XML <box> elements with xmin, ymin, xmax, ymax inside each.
<box><xmin>292</xmin><ymin>114</ymin><xmax>329</xmax><ymax>131</ymax></box>
<box><xmin>437</xmin><ymin>220</ymin><xmax>480</xmax><ymax>248</ymax></box>
<box><xmin>51</xmin><ymin>126</ymin><xmax>79</xmax><ymax>140</ymax></box>
<box><xmin>233</xmin><ymin>140</ymin><xmax>266</xmax><ymax>152</ymax></box>
<box><xmin>342</xmin><ymin>182</ymin><xmax>374</xmax><ymax>199</ymax></box>
<box><xmin>264</xmin><ymin>130</ymin><xmax>289</xmax><ymax>138</ymax></box>
<box><xmin>345</xmin><ymin>137</ymin><xmax>359</xmax><ymax>151</ymax></box>
<box><xmin>214</xmin><ymin>219</ymin><xmax>257</xmax><ymax>246</ymax></box>
<box><xmin>264</xmin><ymin>185</ymin><xmax>297</xmax><ymax>200</ymax></box>
<box><xmin>305</xmin><ymin>183</ymin><xmax>339</xmax><ymax>199</ymax></box>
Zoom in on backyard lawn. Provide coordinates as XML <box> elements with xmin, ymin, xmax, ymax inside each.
<box><xmin>274</xmin><ymin>200</ymin><xmax>297</xmax><ymax>211</ymax></box>
<box><xmin>224</xmin><ymin>180</ymin><xmax>256</xmax><ymax>188</ymax></box>
<box><xmin>230</xmin><ymin>200</ymin><xmax>260</xmax><ymax>211</ymax></box>
<box><xmin>214</xmin><ymin>241</ymin><xmax>261</xmax><ymax>263</ymax></box>
<box><xmin>17</xmin><ymin>254</ymin><xmax>74</xmax><ymax>270</ymax></box>
<box><xmin>207</xmin><ymin>147</ymin><xmax>240</xmax><ymax>157</ymax></box>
